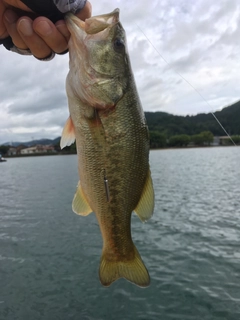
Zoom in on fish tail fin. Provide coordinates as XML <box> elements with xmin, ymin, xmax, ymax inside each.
<box><xmin>99</xmin><ymin>245</ymin><xmax>150</xmax><ymax>287</ymax></box>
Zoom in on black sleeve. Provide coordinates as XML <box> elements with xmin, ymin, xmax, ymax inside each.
<box><xmin>20</xmin><ymin>0</ymin><xmax>64</xmax><ymax>23</ymax></box>
<box><xmin>20</xmin><ymin>0</ymin><xmax>87</xmax><ymax>23</ymax></box>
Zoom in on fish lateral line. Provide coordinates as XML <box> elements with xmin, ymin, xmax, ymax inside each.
<box><xmin>103</xmin><ymin>170</ymin><xmax>110</xmax><ymax>202</ymax></box>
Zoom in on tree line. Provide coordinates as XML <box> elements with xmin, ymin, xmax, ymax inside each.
<box><xmin>145</xmin><ymin>100</ymin><xmax>240</xmax><ymax>137</ymax></box>
<box><xmin>1</xmin><ymin>100</ymin><xmax>239</xmax><ymax>154</ymax></box>
<box><xmin>1</xmin><ymin>132</ymin><xmax>239</xmax><ymax>156</ymax></box>
<box><xmin>146</xmin><ymin>100</ymin><xmax>240</xmax><ymax>148</ymax></box>
<box><xmin>149</xmin><ymin>131</ymin><xmax>240</xmax><ymax>148</ymax></box>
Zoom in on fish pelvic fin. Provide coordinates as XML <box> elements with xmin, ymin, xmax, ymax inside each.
<box><xmin>72</xmin><ymin>181</ymin><xmax>93</xmax><ymax>216</ymax></box>
<box><xmin>99</xmin><ymin>245</ymin><xmax>150</xmax><ymax>288</ymax></box>
<box><xmin>134</xmin><ymin>168</ymin><xmax>155</xmax><ymax>222</ymax></box>
<box><xmin>60</xmin><ymin>116</ymin><xmax>76</xmax><ymax>149</ymax></box>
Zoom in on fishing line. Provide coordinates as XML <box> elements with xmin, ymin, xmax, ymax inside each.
<box><xmin>136</xmin><ymin>24</ymin><xmax>237</xmax><ymax>146</ymax></box>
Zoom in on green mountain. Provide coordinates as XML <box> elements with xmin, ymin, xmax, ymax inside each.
<box><xmin>2</xmin><ymin>100</ymin><xmax>239</xmax><ymax>149</ymax></box>
<box><xmin>145</xmin><ymin>100</ymin><xmax>240</xmax><ymax>137</ymax></box>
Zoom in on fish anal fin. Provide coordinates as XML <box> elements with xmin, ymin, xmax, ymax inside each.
<box><xmin>60</xmin><ymin>116</ymin><xmax>76</xmax><ymax>149</ymax></box>
<box><xmin>134</xmin><ymin>168</ymin><xmax>154</xmax><ymax>222</ymax></box>
<box><xmin>99</xmin><ymin>245</ymin><xmax>150</xmax><ymax>288</ymax></box>
<box><xmin>72</xmin><ymin>182</ymin><xmax>92</xmax><ymax>216</ymax></box>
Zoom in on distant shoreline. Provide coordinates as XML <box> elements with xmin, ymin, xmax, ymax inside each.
<box><xmin>151</xmin><ymin>145</ymin><xmax>239</xmax><ymax>151</ymax></box>
<box><xmin>4</xmin><ymin>152</ymin><xmax>76</xmax><ymax>158</ymax></box>
<box><xmin>4</xmin><ymin>145</ymin><xmax>239</xmax><ymax>158</ymax></box>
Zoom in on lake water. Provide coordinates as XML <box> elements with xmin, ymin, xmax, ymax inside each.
<box><xmin>0</xmin><ymin>147</ymin><xmax>240</xmax><ymax>320</ymax></box>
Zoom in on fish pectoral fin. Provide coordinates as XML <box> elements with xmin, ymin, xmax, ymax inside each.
<box><xmin>99</xmin><ymin>245</ymin><xmax>150</xmax><ymax>288</ymax></box>
<box><xmin>60</xmin><ymin>116</ymin><xmax>76</xmax><ymax>149</ymax></box>
<box><xmin>72</xmin><ymin>182</ymin><xmax>93</xmax><ymax>216</ymax></box>
<box><xmin>134</xmin><ymin>168</ymin><xmax>154</xmax><ymax>222</ymax></box>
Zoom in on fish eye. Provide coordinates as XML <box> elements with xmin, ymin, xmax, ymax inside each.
<box><xmin>113</xmin><ymin>38</ymin><xmax>125</xmax><ymax>52</ymax></box>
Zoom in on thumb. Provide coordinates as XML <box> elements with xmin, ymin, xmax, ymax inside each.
<box><xmin>75</xmin><ymin>1</ymin><xmax>92</xmax><ymax>21</ymax></box>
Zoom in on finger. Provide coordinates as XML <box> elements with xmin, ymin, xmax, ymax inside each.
<box><xmin>55</xmin><ymin>1</ymin><xmax>92</xmax><ymax>43</ymax></box>
<box><xmin>17</xmin><ymin>17</ymin><xmax>52</xmax><ymax>59</ymax></box>
<box><xmin>33</xmin><ymin>17</ymin><xmax>68</xmax><ymax>54</ymax></box>
<box><xmin>0</xmin><ymin>0</ymin><xmax>8</xmax><ymax>38</ymax></box>
<box><xmin>3</xmin><ymin>9</ymin><xmax>27</xmax><ymax>48</ymax></box>
<box><xmin>55</xmin><ymin>20</ymin><xmax>70</xmax><ymax>42</ymax></box>
<box><xmin>76</xmin><ymin>1</ymin><xmax>92</xmax><ymax>21</ymax></box>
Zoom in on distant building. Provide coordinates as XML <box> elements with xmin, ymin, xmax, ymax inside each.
<box><xmin>21</xmin><ymin>147</ymin><xmax>37</xmax><ymax>154</ymax></box>
<box><xmin>20</xmin><ymin>145</ymin><xmax>56</xmax><ymax>155</ymax></box>
<box><xmin>219</xmin><ymin>136</ymin><xmax>231</xmax><ymax>145</ymax></box>
<box><xmin>211</xmin><ymin>137</ymin><xmax>220</xmax><ymax>146</ymax></box>
<box><xmin>42</xmin><ymin>145</ymin><xmax>56</xmax><ymax>153</ymax></box>
<box><xmin>211</xmin><ymin>136</ymin><xmax>231</xmax><ymax>146</ymax></box>
<box><xmin>7</xmin><ymin>147</ymin><xmax>17</xmax><ymax>156</ymax></box>
<box><xmin>16</xmin><ymin>145</ymin><xmax>27</xmax><ymax>154</ymax></box>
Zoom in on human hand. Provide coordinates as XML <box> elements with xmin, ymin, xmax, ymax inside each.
<box><xmin>0</xmin><ymin>0</ymin><xmax>92</xmax><ymax>60</ymax></box>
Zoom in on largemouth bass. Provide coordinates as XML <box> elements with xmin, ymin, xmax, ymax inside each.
<box><xmin>61</xmin><ymin>9</ymin><xmax>154</xmax><ymax>287</ymax></box>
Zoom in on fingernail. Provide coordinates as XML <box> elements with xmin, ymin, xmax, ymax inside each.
<box><xmin>4</xmin><ymin>10</ymin><xmax>18</xmax><ymax>23</ymax></box>
<box><xmin>18</xmin><ymin>19</ymin><xmax>33</xmax><ymax>36</ymax></box>
<box><xmin>34</xmin><ymin>21</ymin><xmax>52</xmax><ymax>36</ymax></box>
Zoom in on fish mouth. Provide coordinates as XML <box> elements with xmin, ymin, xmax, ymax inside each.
<box><xmin>65</xmin><ymin>8</ymin><xmax>120</xmax><ymax>35</ymax></box>
<box><xmin>65</xmin><ymin>9</ymin><xmax>124</xmax><ymax>110</ymax></box>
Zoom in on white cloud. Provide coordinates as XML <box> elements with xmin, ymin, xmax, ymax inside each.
<box><xmin>0</xmin><ymin>0</ymin><xmax>240</xmax><ymax>143</ymax></box>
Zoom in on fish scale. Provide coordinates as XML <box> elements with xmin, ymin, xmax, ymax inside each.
<box><xmin>61</xmin><ymin>9</ymin><xmax>155</xmax><ymax>287</ymax></box>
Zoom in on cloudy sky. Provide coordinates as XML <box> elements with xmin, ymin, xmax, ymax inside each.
<box><xmin>0</xmin><ymin>0</ymin><xmax>240</xmax><ymax>144</ymax></box>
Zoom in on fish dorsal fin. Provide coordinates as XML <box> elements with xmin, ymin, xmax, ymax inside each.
<box><xmin>72</xmin><ymin>181</ymin><xmax>93</xmax><ymax>216</ymax></box>
<box><xmin>134</xmin><ymin>168</ymin><xmax>154</xmax><ymax>222</ymax></box>
<box><xmin>60</xmin><ymin>116</ymin><xmax>76</xmax><ymax>149</ymax></box>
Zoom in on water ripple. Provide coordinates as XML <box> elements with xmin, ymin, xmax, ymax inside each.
<box><xmin>1</xmin><ymin>149</ymin><xmax>240</xmax><ymax>320</ymax></box>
